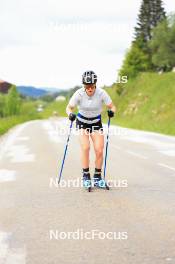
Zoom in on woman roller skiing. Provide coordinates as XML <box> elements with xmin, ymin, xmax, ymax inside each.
<box><xmin>66</xmin><ymin>71</ymin><xmax>116</xmax><ymax>191</ymax></box>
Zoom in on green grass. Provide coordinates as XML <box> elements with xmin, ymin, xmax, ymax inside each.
<box><xmin>40</xmin><ymin>100</ymin><xmax>68</xmax><ymax>118</ymax></box>
<box><xmin>0</xmin><ymin>98</ymin><xmax>69</xmax><ymax>136</ymax></box>
<box><xmin>0</xmin><ymin>100</ymin><xmax>42</xmax><ymax>135</ymax></box>
<box><xmin>107</xmin><ymin>72</ymin><xmax>175</xmax><ymax>135</ymax></box>
<box><xmin>0</xmin><ymin>115</ymin><xmax>41</xmax><ymax>135</ymax></box>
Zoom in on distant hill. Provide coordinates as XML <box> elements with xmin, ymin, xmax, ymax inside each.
<box><xmin>0</xmin><ymin>80</ymin><xmax>12</xmax><ymax>94</ymax></box>
<box><xmin>16</xmin><ymin>86</ymin><xmax>48</xmax><ymax>98</ymax></box>
<box><xmin>16</xmin><ymin>86</ymin><xmax>63</xmax><ymax>98</ymax></box>
<box><xmin>0</xmin><ymin>79</ymin><xmax>65</xmax><ymax>98</ymax></box>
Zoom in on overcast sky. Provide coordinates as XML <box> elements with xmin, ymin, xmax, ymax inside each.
<box><xmin>0</xmin><ymin>0</ymin><xmax>174</xmax><ymax>89</ymax></box>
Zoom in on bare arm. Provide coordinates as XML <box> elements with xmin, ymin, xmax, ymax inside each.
<box><xmin>66</xmin><ymin>104</ymin><xmax>75</xmax><ymax>116</ymax></box>
<box><xmin>106</xmin><ymin>102</ymin><xmax>116</xmax><ymax>113</ymax></box>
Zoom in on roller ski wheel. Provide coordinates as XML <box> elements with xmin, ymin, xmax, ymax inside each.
<box><xmin>83</xmin><ymin>175</ymin><xmax>92</xmax><ymax>192</ymax></box>
<box><xmin>105</xmin><ymin>183</ymin><xmax>110</xmax><ymax>190</ymax></box>
<box><xmin>94</xmin><ymin>178</ymin><xmax>110</xmax><ymax>190</ymax></box>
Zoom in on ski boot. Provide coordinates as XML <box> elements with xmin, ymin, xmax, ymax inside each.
<box><xmin>82</xmin><ymin>171</ymin><xmax>91</xmax><ymax>192</ymax></box>
<box><xmin>93</xmin><ymin>169</ymin><xmax>109</xmax><ymax>190</ymax></box>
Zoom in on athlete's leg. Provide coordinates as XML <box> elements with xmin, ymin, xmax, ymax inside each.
<box><xmin>78</xmin><ymin>129</ymin><xmax>91</xmax><ymax>168</ymax></box>
<box><xmin>90</xmin><ymin>130</ymin><xmax>104</xmax><ymax>169</ymax></box>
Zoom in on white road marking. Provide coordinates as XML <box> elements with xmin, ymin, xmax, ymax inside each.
<box><xmin>120</xmin><ymin>129</ymin><xmax>175</xmax><ymax>151</ymax></box>
<box><xmin>0</xmin><ymin>121</ymin><xmax>34</xmax><ymax>161</ymax></box>
<box><xmin>0</xmin><ymin>231</ymin><xmax>10</xmax><ymax>258</ymax></box>
<box><xmin>6</xmin><ymin>145</ymin><xmax>35</xmax><ymax>163</ymax></box>
<box><xmin>42</xmin><ymin>121</ymin><xmax>62</xmax><ymax>143</ymax></box>
<box><xmin>126</xmin><ymin>150</ymin><xmax>148</xmax><ymax>160</ymax></box>
<box><xmin>0</xmin><ymin>232</ymin><xmax>26</xmax><ymax>264</ymax></box>
<box><xmin>158</xmin><ymin>163</ymin><xmax>175</xmax><ymax>172</ymax></box>
<box><xmin>0</xmin><ymin>169</ymin><xmax>16</xmax><ymax>182</ymax></box>
<box><xmin>158</xmin><ymin>150</ymin><xmax>175</xmax><ymax>157</ymax></box>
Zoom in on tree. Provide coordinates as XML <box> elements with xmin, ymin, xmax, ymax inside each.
<box><xmin>0</xmin><ymin>94</ymin><xmax>6</xmax><ymax>117</ymax></box>
<box><xmin>149</xmin><ymin>15</ymin><xmax>175</xmax><ymax>70</ymax></box>
<box><xmin>152</xmin><ymin>0</ymin><xmax>166</xmax><ymax>27</ymax></box>
<box><xmin>120</xmin><ymin>0</ymin><xmax>166</xmax><ymax>78</ymax></box>
<box><xmin>120</xmin><ymin>43</ymin><xmax>150</xmax><ymax>78</ymax></box>
<box><xmin>135</xmin><ymin>0</ymin><xmax>166</xmax><ymax>44</ymax></box>
<box><xmin>134</xmin><ymin>0</ymin><xmax>166</xmax><ymax>70</ymax></box>
<box><xmin>4</xmin><ymin>85</ymin><xmax>21</xmax><ymax>116</ymax></box>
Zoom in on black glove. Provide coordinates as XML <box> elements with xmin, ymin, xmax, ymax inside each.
<box><xmin>107</xmin><ymin>110</ymin><xmax>114</xmax><ymax>118</ymax></box>
<box><xmin>69</xmin><ymin>113</ymin><xmax>76</xmax><ymax>122</ymax></box>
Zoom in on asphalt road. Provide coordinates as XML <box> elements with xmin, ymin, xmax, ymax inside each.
<box><xmin>0</xmin><ymin>117</ymin><xmax>175</xmax><ymax>264</ymax></box>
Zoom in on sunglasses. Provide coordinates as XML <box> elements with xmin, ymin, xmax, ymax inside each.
<box><xmin>84</xmin><ymin>85</ymin><xmax>96</xmax><ymax>90</ymax></box>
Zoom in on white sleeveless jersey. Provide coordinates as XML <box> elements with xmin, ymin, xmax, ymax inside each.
<box><xmin>68</xmin><ymin>87</ymin><xmax>112</xmax><ymax>118</ymax></box>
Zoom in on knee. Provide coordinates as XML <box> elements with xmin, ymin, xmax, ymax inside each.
<box><xmin>81</xmin><ymin>144</ymin><xmax>90</xmax><ymax>152</ymax></box>
<box><xmin>95</xmin><ymin>148</ymin><xmax>103</xmax><ymax>158</ymax></box>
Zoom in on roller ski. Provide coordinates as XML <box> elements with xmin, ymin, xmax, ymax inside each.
<box><xmin>93</xmin><ymin>169</ymin><xmax>110</xmax><ymax>190</ymax></box>
<box><xmin>82</xmin><ymin>170</ymin><xmax>92</xmax><ymax>192</ymax></box>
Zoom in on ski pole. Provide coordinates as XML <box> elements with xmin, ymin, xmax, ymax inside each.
<box><xmin>57</xmin><ymin>120</ymin><xmax>73</xmax><ymax>184</ymax></box>
<box><xmin>103</xmin><ymin>116</ymin><xmax>111</xmax><ymax>180</ymax></box>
